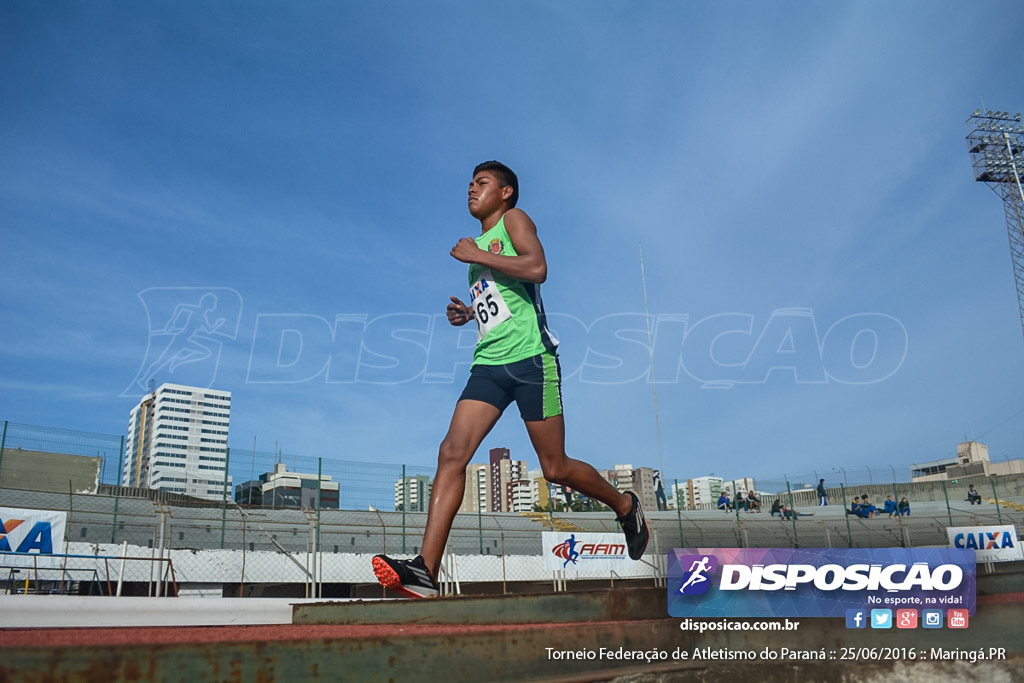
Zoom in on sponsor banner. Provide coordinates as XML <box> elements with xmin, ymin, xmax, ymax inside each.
<box><xmin>947</xmin><ymin>525</ymin><xmax>1022</xmax><ymax>563</ymax></box>
<box><xmin>668</xmin><ymin>547</ymin><xmax>975</xmax><ymax>618</ymax></box>
<box><xmin>542</xmin><ymin>532</ymin><xmax>633</xmax><ymax>573</ymax></box>
<box><xmin>0</xmin><ymin>507</ymin><xmax>67</xmax><ymax>568</ymax></box>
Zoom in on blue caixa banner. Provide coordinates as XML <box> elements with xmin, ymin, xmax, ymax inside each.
<box><xmin>667</xmin><ymin>548</ymin><xmax>976</xmax><ymax>618</ymax></box>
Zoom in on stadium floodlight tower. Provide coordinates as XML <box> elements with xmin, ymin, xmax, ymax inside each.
<box><xmin>966</xmin><ymin>108</ymin><xmax>1024</xmax><ymax>344</ymax></box>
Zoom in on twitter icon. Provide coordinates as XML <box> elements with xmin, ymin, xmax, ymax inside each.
<box><xmin>870</xmin><ymin>609</ymin><xmax>892</xmax><ymax>629</ymax></box>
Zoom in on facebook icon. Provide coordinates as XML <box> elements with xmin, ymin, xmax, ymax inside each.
<box><xmin>845</xmin><ymin>609</ymin><xmax>866</xmax><ymax>629</ymax></box>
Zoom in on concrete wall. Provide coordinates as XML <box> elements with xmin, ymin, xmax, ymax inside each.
<box><xmin>0</xmin><ymin>450</ymin><xmax>101</xmax><ymax>494</ymax></box>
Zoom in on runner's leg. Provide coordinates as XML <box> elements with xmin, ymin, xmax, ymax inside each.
<box><xmin>524</xmin><ymin>415</ymin><xmax>631</xmax><ymax>517</ymax></box>
<box><xmin>419</xmin><ymin>399</ymin><xmax>501</xmax><ymax>579</ymax></box>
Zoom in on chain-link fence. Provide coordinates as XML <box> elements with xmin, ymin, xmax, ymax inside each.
<box><xmin>755</xmin><ymin>466</ymin><xmax>914</xmax><ymax>497</ymax></box>
<box><xmin>3</xmin><ymin>419</ymin><xmax>1023</xmax><ymax>597</ymax></box>
<box><xmin>3</xmin><ymin>480</ymin><xmax>1023</xmax><ymax>597</ymax></box>
<box><xmin>0</xmin><ymin>420</ymin><xmax>433</xmax><ymax>512</ymax></box>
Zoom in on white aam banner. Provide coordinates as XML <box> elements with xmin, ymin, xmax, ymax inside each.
<box><xmin>947</xmin><ymin>524</ymin><xmax>1022</xmax><ymax>563</ymax></box>
<box><xmin>0</xmin><ymin>507</ymin><xmax>67</xmax><ymax>568</ymax></box>
<box><xmin>542</xmin><ymin>531</ymin><xmax>635</xmax><ymax>574</ymax></box>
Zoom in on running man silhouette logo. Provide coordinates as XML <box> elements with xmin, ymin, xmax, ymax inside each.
<box><xmin>677</xmin><ymin>554</ymin><xmax>718</xmax><ymax>595</ymax></box>
<box><xmin>122</xmin><ymin>287</ymin><xmax>243</xmax><ymax>396</ymax></box>
<box><xmin>551</xmin><ymin>534</ymin><xmax>581</xmax><ymax>567</ymax></box>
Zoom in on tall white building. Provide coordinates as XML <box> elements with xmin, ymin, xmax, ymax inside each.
<box><xmin>722</xmin><ymin>477</ymin><xmax>758</xmax><ymax>497</ymax></box>
<box><xmin>528</xmin><ymin>467</ymin><xmax>551</xmax><ymax>511</ymax></box>
<box><xmin>123</xmin><ymin>383</ymin><xmax>231</xmax><ymax>501</ymax></box>
<box><xmin>507</xmin><ymin>478</ymin><xmax>533</xmax><ymax>512</ymax></box>
<box><xmin>395</xmin><ymin>474</ymin><xmax>432</xmax><ymax>512</ymax></box>
<box><xmin>488</xmin><ymin>447</ymin><xmax>529</xmax><ymax>512</ymax></box>
<box><xmin>631</xmin><ymin>466</ymin><xmax>659</xmax><ymax>513</ymax></box>
<box><xmin>613</xmin><ymin>464</ymin><xmax>634</xmax><ymax>491</ymax></box>
<box><xmin>460</xmin><ymin>464</ymin><xmax>489</xmax><ymax>513</ymax></box>
<box><xmin>686</xmin><ymin>476</ymin><xmax>723</xmax><ymax>509</ymax></box>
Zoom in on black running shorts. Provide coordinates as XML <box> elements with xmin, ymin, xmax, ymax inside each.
<box><xmin>458</xmin><ymin>352</ymin><xmax>563</xmax><ymax>421</ymax></box>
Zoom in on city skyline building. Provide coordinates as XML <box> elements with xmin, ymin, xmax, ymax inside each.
<box><xmin>122</xmin><ymin>382</ymin><xmax>231</xmax><ymax>501</ymax></box>
<box><xmin>395</xmin><ymin>473</ymin><xmax>432</xmax><ymax>512</ymax></box>
<box><xmin>459</xmin><ymin>463</ymin><xmax>489</xmax><ymax>514</ymax></box>
<box><xmin>527</xmin><ymin>467</ymin><xmax>550</xmax><ymax>510</ymax></box>
<box><xmin>722</xmin><ymin>477</ymin><xmax>758</xmax><ymax>497</ymax></box>
<box><xmin>236</xmin><ymin>462</ymin><xmax>340</xmax><ymax>509</ymax></box>
<box><xmin>686</xmin><ymin>476</ymin><xmax>724</xmax><ymax>510</ymax></box>
<box><xmin>912</xmin><ymin>440</ymin><xmax>1024</xmax><ymax>482</ymax></box>
<box><xmin>488</xmin><ymin>447</ymin><xmax>529</xmax><ymax>512</ymax></box>
<box><xmin>630</xmin><ymin>466</ymin><xmax>660</xmax><ymax>513</ymax></box>
<box><xmin>613</xmin><ymin>463</ymin><xmax>634</xmax><ymax>491</ymax></box>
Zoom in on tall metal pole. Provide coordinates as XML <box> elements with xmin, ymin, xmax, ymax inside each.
<box><xmin>220</xmin><ymin>447</ymin><xmax>231</xmax><ymax>549</ymax></box>
<box><xmin>0</xmin><ymin>421</ymin><xmax>8</xmax><ymax>485</ymax></box>
<box><xmin>401</xmin><ymin>464</ymin><xmax>407</xmax><ymax>554</ymax></box>
<box><xmin>111</xmin><ymin>435</ymin><xmax>125</xmax><ymax>544</ymax></box>
<box><xmin>639</xmin><ymin>244</ymin><xmax>667</xmax><ymax>481</ymax></box>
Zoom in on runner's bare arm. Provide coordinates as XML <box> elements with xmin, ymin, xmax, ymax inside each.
<box><xmin>449</xmin><ymin>209</ymin><xmax>548</xmax><ymax>283</ymax></box>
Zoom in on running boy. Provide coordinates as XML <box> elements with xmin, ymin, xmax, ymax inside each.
<box><xmin>372</xmin><ymin>161</ymin><xmax>649</xmax><ymax>598</ymax></box>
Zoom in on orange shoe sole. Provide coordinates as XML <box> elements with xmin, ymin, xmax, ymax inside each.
<box><xmin>372</xmin><ymin>556</ymin><xmax>431</xmax><ymax>599</ymax></box>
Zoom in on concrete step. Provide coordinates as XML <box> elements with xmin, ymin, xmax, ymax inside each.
<box><xmin>3</xmin><ymin>586</ymin><xmax>1023</xmax><ymax>683</ymax></box>
<box><xmin>293</xmin><ymin>586</ymin><xmax>666</xmax><ymax>625</ymax></box>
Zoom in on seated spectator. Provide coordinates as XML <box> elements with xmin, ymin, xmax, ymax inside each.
<box><xmin>849</xmin><ymin>496</ymin><xmax>872</xmax><ymax>519</ymax></box>
<box><xmin>780</xmin><ymin>504</ymin><xmax>811</xmax><ymax>520</ymax></box>
<box><xmin>717</xmin><ymin>492</ymin><xmax>733</xmax><ymax>511</ymax></box>
<box><xmin>848</xmin><ymin>496</ymin><xmax>860</xmax><ymax>515</ymax></box>
<box><xmin>747</xmin><ymin>492</ymin><xmax>762</xmax><ymax>513</ymax></box>
<box><xmin>898</xmin><ymin>497</ymin><xmax>911</xmax><ymax>516</ymax></box>
<box><xmin>883</xmin><ymin>495</ymin><xmax>898</xmax><ymax>517</ymax></box>
<box><xmin>860</xmin><ymin>494</ymin><xmax>879</xmax><ymax>517</ymax></box>
<box><xmin>771</xmin><ymin>498</ymin><xmax>783</xmax><ymax>517</ymax></box>
<box><xmin>966</xmin><ymin>485</ymin><xmax>982</xmax><ymax>505</ymax></box>
<box><xmin>735</xmin><ymin>492</ymin><xmax>748</xmax><ymax>512</ymax></box>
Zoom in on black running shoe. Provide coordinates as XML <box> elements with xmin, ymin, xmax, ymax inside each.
<box><xmin>617</xmin><ymin>491</ymin><xmax>649</xmax><ymax>560</ymax></box>
<box><xmin>372</xmin><ymin>554</ymin><xmax>439</xmax><ymax>599</ymax></box>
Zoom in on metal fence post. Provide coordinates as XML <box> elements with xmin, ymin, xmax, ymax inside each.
<box><xmin>841</xmin><ymin>483</ymin><xmax>853</xmax><ymax>547</ymax></box>
<box><xmin>786</xmin><ymin>481</ymin><xmax>798</xmax><ymax>548</ymax></box>
<box><xmin>500</xmin><ymin>532</ymin><xmax>507</xmax><ymax>595</ymax></box>
<box><xmin>317</xmin><ymin>456</ymin><xmax>323</xmax><ymax>597</ymax></box>
<box><xmin>733</xmin><ymin>479</ymin><xmax>740</xmax><ymax>521</ymax></box>
<box><xmin>941</xmin><ymin>480</ymin><xmax>953</xmax><ymax>527</ymax></box>
<box><xmin>0</xmin><ymin>420</ymin><xmax>8</xmax><ymax>480</ymax></box>
<box><xmin>111</xmin><ymin>435</ymin><xmax>125</xmax><ymax>543</ymax></box>
<box><xmin>675</xmin><ymin>479</ymin><xmax>684</xmax><ymax>547</ymax></box>
<box><xmin>401</xmin><ymin>464</ymin><xmax>407</xmax><ymax>554</ymax></box>
<box><xmin>989</xmin><ymin>477</ymin><xmax>1003</xmax><ymax>525</ymax></box>
<box><xmin>221</xmin><ymin>447</ymin><xmax>231</xmax><ymax>549</ymax></box>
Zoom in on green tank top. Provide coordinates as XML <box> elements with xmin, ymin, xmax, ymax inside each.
<box><xmin>467</xmin><ymin>215</ymin><xmax>558</xmax><ymax>365</ymax></box>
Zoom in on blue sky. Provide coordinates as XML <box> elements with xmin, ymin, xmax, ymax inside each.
<box><xmin>2</xmin><ymin>1</ymin><xmax>1023</xmax><ymax>488</ymax></box>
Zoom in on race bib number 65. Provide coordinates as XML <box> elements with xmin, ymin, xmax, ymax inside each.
<box><xmin>470</xmin><ymin>270</ymin><xmax>512</xmax><ymax>341</ymax></box>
